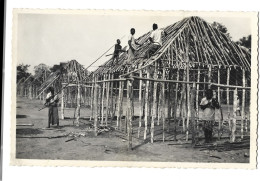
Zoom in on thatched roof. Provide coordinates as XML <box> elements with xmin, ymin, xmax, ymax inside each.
<box><xmin>93</xmin><ymin>16</ymin><xmax>251</xmax><ymax>76</ymax></box>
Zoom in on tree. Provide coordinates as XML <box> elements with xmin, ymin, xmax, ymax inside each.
<box><xmin>212</xmin><ymin>22</ymin><xmax>232</xmax><ymax>39</ymax></box>
<box><xmin>17</xmin><ymin>64</ymin><xmax>31</xmax><ymax>83</ymax></box>
<box><xmin>236</xmin><ymin>35</ymin><xmax>251</xmax><ymax>51</ymax></box>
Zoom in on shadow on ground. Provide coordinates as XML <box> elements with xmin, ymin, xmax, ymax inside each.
<box><xmin>16</xmin><ymin>128</ymin><xmax>43</xmax><ymax>135</ymax></box>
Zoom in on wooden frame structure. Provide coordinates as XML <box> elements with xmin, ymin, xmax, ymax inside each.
<box><xmin>88</xmin><ymin>16</ymin><xmax>251</xmax><ymax>149</ymax></box>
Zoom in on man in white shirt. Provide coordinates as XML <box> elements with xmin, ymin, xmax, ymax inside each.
<box><xmin>146</xmin><ymin>23</ymin><xmax>167</xmax><ymax>59</ymax></box>
<box><xmin>127</xmin><ymin>28</ymin><xmax>141</xmax><ymax>63</ymax></box>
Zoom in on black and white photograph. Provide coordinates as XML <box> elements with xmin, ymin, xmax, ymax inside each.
<box><xmin>10</xmin><ymin>10</ymin><xmax>258</xmax><ymax>168</ymax></box>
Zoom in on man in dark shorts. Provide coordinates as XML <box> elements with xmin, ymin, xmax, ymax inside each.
<box><xmin>112</xmin><ymin>39</ymin><xmax>125</xmax><ymax>65</ymax></box>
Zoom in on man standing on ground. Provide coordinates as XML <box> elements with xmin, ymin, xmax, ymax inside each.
<box><xmin>200</xmin><ymin>89</ymin><xmax>220</xmax><ymax>143</ymax></box>
<box><xmin>127</xmin><ymin>28</ymin><xmax>141</xmax><ymax>63</ymax></box>
<box><xmin>146</xmin><ymin>23</ymin><xmax>167</xmax><ymax>59</ymax></box>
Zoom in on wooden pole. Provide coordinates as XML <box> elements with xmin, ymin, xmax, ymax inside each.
<box><xmin>167</xmin><ymin>70</ymin><xmax>172</xmax><ymax>132</ymax></box>
<box><xmin>190</xmin><ymin>83</ymin><xmax>196</xmax><ymax>144</ymax></box>
<box><xmin>173</xmin><ymin>69</ymin><xmax>179</xmax><ymax>141</ymax></box>
<box><xmin>230</xmin><ymin>88</ymin><xmax>237</xmax><ymax>142</ymax></box>
<box><xmin>186</xmin><ymin>66</ymin><xmax>190</xmax><ymax>141</ymax></box>
<box><xmin>117</xmin><ymin>79</ymin><xmax>124</xmax><ymax>130</ymax></box>
<box><xmin>93</xmin><ymin>77</ymin><xmax>98</xmax><ymax>136</ymax></box>
<box><xmin>105</xmin><ymin>74</ymin><xmax>110</xmax><ymax>126</ymax></box>
<box><xmin>227</xmin><ymin>68</ymin><xmax>231</xmax><ymax>132</ymax></box>
<box><xmin>162</xmin><ymin>68</ymin><xmax>166</xmax><ymax>142</ymax></box>
<box><xmin>196</xmin><ymin>68</ymin><xmax>200</xmax><ymax>130</ymax></box>
<box><xmin>241</xmin><ymin>69</ymin><xmax>245</xmax><ymax>139</ymax></box>
<box><xmin>75</xmin><ymin>81</ymin><xmax>81</xmax><ymax>126</ymax></box>
<box><xmin>127</xmin><ymin>75</ymin><xmax>133</xmax><ymax>150</ymax></box>
<box><xmin>138</xmin><ymin>70</ymin><xmax>143</xmax><ymax>138</ymax></box>
<box><xmin>110</xmin><ymin>74</ymin><xmax>115</xmax><ymax>120</ymax></box>
<box><xmin>208</xmin><ymin>65</ymin><xmax>212</xmax><ymax>89</ymax></box>
<box><xmin>144</xmin><ymin>70</ymin><xmax>150</xmax><ymax>140</ymax></box>
<box><xmin>101</xmin><ymin>75</ymin><xmax>106</xmax><ymax>126</ymax></box>
<box><xmin>90</xmin><ymin>75</ymin><xmax>95</xmax><ymax>120</ymax></box>
<box><xmin>61</xmin><ymin>83</ymin><xmax>65</xmax><ymax>119</ymax></box>
<box><xmin>151</xmin><ymin>61</ymin><xmax>158</xmax><ymax>143</ymax></box>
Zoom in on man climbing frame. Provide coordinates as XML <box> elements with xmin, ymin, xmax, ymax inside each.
<box><xmin>146</xmin><ymin>23</ymin><xmax>167</xmax><ymax>59</ymax></box>
<box><xmin>127</xmin><ymin>28</ymin><xmax>142</xmax><ymax>63</ymax></box>
<box><xmin>200</xmin><ymin>89</ymin><xmax>220</xmax><ymax>143</ymax></box>
<box><xmin>112</xmin><ymin>39</ymin><xmax>125</xmax><ymax>65</ymax></box>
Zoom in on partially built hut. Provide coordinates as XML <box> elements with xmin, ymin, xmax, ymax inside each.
<box><xmin>38</xmin><ymin>59</ymin><xmax>90</xmax><ymax>125</ymax></box>
<box><xmin>88</xmin><ymin>16</ymin><xmax>251</xmax><ymax>149</ymax></box>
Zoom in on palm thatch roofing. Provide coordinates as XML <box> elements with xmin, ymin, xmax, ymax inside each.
<box><xmin>92</xmin><ymin>16</ymin><xmax>251</xmax><ymax>76</ymax></box>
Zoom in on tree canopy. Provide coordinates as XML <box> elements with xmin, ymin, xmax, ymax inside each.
<box><xmin>17</xmin><ymin>64</ymin><xmax>31</xmax><ymax>83</ymax></box>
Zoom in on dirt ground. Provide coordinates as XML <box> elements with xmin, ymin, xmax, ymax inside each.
<box><xmin>16</xmin><ymin>96</ymin><xmax>250</xmax><ymax>163</ymax></box>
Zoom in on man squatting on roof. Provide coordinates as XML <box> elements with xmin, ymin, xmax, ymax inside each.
<box><xmin>45</xmin><ymin>87</ymin><xmax>59</xmax><ymax>128</ymax></box>
<box><xmin>146</xmin><ymin>23</ymin><xmax>167</xmax><ymax>59</ymax></box>
<box><xmin>127</xmin><ymin>28</ymin><xmax>142</xmax><ymax>63</ymax></box>
<box><xmin>200</xmin><ymin>89</ymin><xmax>220</xmax><ymax>143</ymax></box>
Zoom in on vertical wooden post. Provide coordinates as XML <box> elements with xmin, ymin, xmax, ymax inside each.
<box><xmin>190</xmin><ymin>83</ymin><xmax>196</xmax><ymax>144</ymax></box>
<box><xmin>138</xmin><ymin>70</ymin><xmax>143</xmax><ymax>138</ymax></box>
<box><xmin>217</xmin><ymin>69</ymin><xmax>221</xmax><ymax>140</ymax></box>
<box><xmin>144</xmin><ymin>70</ymin><xmax>150</xmax><ymax>140</ymax></box>
<box><xmin>84</xmin><ymin>86</ymin><xmax>87</xmax><ymax>107</ymax></box>
<box><xmin>61</xmin><ymin>83</ymin><xmax>65</xmax><ymax>120</ymax></box>
<box><xmin>110</xmin><ymin>74</ymin><xmax>114</xmax><ymax>119</ymax></box>
<box><xmin>93</xmin><ymin>77</ymin><xmax>98</xmax><ymax>136</ymax></box>
<box><xmin>151</xmin><ymin>61</ymin><xmax>158</xmax><ymax>143</ymax></box>
<box><xmin>196</xmin><ymin>69</ymin><xmax>200</xmax><ymax>130</ymax></box>
<box><xmin>174</xmin><ymin>69</ymin><xmax>180</xmax><ymax>141</ymax></box>
<box><xmin>217</xmin><ymin>69</ymin><xmax>221</xmax><ymax>103</ymax></box>
<box><xmin>101</xmin><ymin>75</ymin><xmax>106</xmax><ymax>126</ymax></box>
<box><xmin>117</xmin><ymin>79</ymin><xmax>124</xmax><ymax>130</ymax></box>
<box><xmin>181</xmin><ymin>82</ymin><xmax>187</xmax><ymax>133</ymax></box>
<box><xmin>75</xmin><ymin>81</ymin><xmax>81</xmax><ymax>126</ymax></box>
<box><xmin>127</xmin><ymin>75</ymin><xmax>133</xmax><ymax>150</ymax></box>
<box><xmin>90</xmin><ymin>75</ymin><xmax>95</xmax><ymax>120</ymax></box>
<box><xmin>227</xmin><ymin>68</ymin><xmax>231</xmax><ymax>131</ymax></box>
<box><xmin>29</xmin><ymin>85</ymin><xmax>32</xmax><ymax>100</ymax></box>
<box><xmin>208</xmin><ymin>65</ymin><xmax>212</xmax><ymax>89</ymax></box>
<box><xmin>241</xmin><ymin>69</ymin><xmax>246</xmax><ymax>139</ymax></box>
<box><xmin>105</xmin><ymin>74</ymin><xmax>111</xmax><ymax>126</ymax></box>
<box><xmin>230</xmin><ymin>88</ymin><xmax>237</xmax><ymax>142</ymax></box>
<box><xmin>186</xmin><ymin>68</ymin><xmax>190</xmax><ymax>141</ymax></box>
<box><xmin>167</xmin><ymin>70</ymin><xmax>172</xmax><ymax>132</ymax></box>
<box><xmin>162</xmin><ymin>68</ymin><xmax>166</xmax><ymax>142</ymax></box>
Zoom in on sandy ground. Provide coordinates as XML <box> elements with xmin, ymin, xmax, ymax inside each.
<box><xmin>16</xmin><ymin>96</ymin><xmax>250</xmax><ymax>163</ymax></box>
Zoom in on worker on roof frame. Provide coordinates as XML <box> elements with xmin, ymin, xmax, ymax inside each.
<box><xmin>112</xmin><ymin>39</ymin><xmax>125</xmax><ymax>65</ymax></box>
<box><xmin>146</xmin><ymin>23</ymin><xmax>167</xmax><ymax>59</ymax></box>
<box><xmin>127</xmin><ymin>28</ymin><xmax>142</xmax><ymax>63</ymax></box>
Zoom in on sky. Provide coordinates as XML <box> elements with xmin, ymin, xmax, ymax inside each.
<box><xmin>16</xmin><ymin>12</ymin><xmax>252</xmax><ymax>73</ymax></box>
